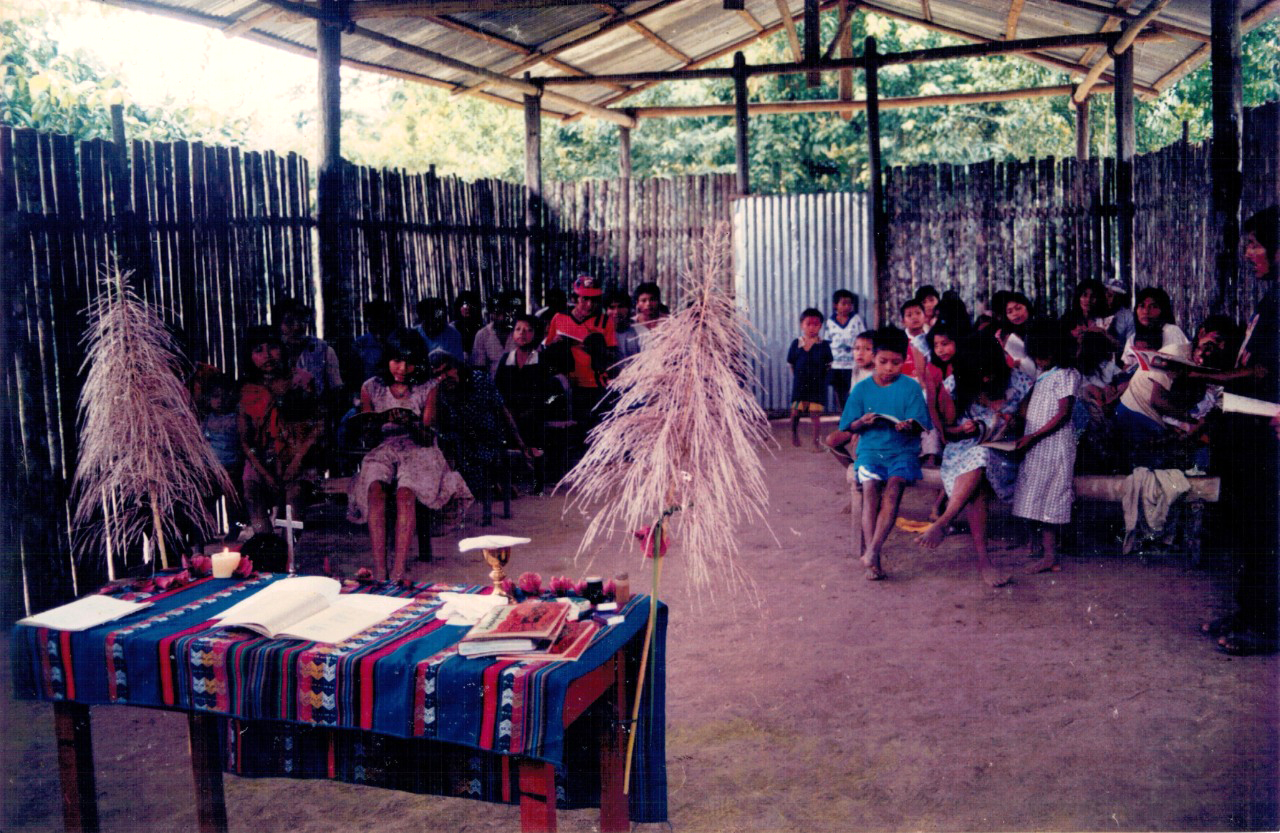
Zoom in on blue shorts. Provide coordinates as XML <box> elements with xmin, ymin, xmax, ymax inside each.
<box><xmin>855</xmin><ymin>458</ymin><xmax>922</xmax><ymax>485</ymax></box>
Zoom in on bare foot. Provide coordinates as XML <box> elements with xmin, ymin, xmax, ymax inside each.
<box><xmin>859</xmin><ymin>552</ymin><xmax>873</xmax><ymax>569</ymax></box>
<box><xmin>980</xmin><ymin>566</ymin><xmax>1012</xmax><ymax>587</ymax></box>
<box><xmin>1024</xmin><ymin>556</ymin><xmax>1060</xmax><ymax>574</ymax></box>
<box><xmin>811</xmin><ymin>442</ymin><xmax>824</xmax><ymax>453</ymax></box>
<box><xmin>916</xmin><ymin>521</ymin><xmax>947</xmax><ymax>549</ymax></box>
<box><xmin>865</xmin><ymin>565</ymin><xmax>886</xmax><ymax>581</ymax></box>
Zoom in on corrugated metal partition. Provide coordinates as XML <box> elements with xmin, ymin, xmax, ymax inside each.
<box><xmin>733</xmin><ymin>192</ymin><xmax>873</xmax><ymax>415</ymax></box>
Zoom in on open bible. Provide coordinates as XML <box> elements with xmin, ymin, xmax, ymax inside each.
<box><xmin>213</xmin><ymin>576</ymin><xmax>412</xmax><ymax>644</ymax></box>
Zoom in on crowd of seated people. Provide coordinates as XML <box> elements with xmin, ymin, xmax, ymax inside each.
<box><xmin>190</xmin><ymin>276</ymin><xmax>663</xmax><ymax>577</ymax></box>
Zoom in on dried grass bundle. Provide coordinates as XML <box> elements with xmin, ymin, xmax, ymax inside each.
<box><xmin>560</xmin><ymin>223</ymin><xmax>772</xmax><ymax>593</ymax></box>
<box><xmin>73</xmin><ymin>266</ymin><xmax>234</xmax><ymax>568</ymax></box>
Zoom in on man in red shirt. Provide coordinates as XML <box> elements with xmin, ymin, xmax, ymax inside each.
<box><xmin>543</xmin><ymin>274</ymin><xmax>617</xmax><ymax>426</ymax></box>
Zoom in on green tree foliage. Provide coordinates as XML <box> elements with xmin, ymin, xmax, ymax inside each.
<box><xmin>1</xmin><ymin>9</ymin><xmax>251</xmax><ymax>143</ymax></box>
<box><xmin>293</xmin><ymin>73</ymin><xmax>527</xmax><ymax>181</ymax></box>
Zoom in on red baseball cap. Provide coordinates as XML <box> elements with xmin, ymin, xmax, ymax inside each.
<box><xmin>572</xmin><ymin>274</ymin><xmax>603</xmax><ymax>297</ymax></box>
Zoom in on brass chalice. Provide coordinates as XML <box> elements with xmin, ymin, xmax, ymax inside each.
<box><xmin>457</xmin><ymin>535</ymin><xmax>531</xmax><ymax>598</ymax></box>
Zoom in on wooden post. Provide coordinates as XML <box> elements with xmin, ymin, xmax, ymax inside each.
<box><xmin>316</xmin><ymin>0</ymin><xmax>344</xmax><ymax>346</ymax></box>
<box><xmin>733</xmin><ymin>51</ymin><xmax>750</xmax><ymax>196</ymax></box>
<box><xmin>524</xmin><ymin>79</ymin><xmax>542</xmax><ymax>312</ymax></box>
<box><xmin>1210</xmin><ymin>0</ymin><xmax>1242</xmax><ymax>311</ymax></box>
<box><xmin>1074</xmin><ymin>96</ymin><xmax>1090</xmax><ymax>161</ymax></box>
<box><xmin>618</xmin><ymin>125</ymin><xmax>632</xmax><ymax>288</ymax></box>
<box><xmin>804</xmin><ymin>0</ymin><xmax>821</xmax><ymax>88</ymax></box>
<box><xmin>838</xmin><ymin>0</ymin><xmax>854</xmax><ymax>119</ymax></box>
<box><xmin>866</xmin><ymin>36</ymin><xmax>887</xmax><ymax>326</ymax></box>
<box><xmin>188</xmin><ymin>713</ymin><xmax>229</xmax><ymax>833</ymax></box>
<box><xmin>54</xmin><ymin>702</ymin><xmax>100</xmax><ymax>833</ymax></box>
<box><xmin>1113</xmin><ymin>42</ymin><xmax>1135</xmax><ymax>298</ymax></box>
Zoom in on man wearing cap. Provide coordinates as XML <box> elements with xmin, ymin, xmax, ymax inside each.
<box><xmin>543</xmin><ymin>275</ymin><xmax>617</xmax><ymax>425</ymax></box>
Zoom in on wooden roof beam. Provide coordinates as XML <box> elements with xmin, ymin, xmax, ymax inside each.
<box><xmin>1151</xmin><ymin>0</ymin><xmax>1280</xmax><ymax>92</ymax></box>
<box><xmin>541</xmin><ymin>31</ymin><xmax>1156</xmax><ymax>87</ymax></box>
<box><xmin>1073</xmin><ymin>0</ymin><xmax>1173</xmax><ymax>102</ymax></box>
<box><xmin>1041</xmin><ymin>0</ymin><xmax>1209</xmax><ymax>43</ymax></box>
<box><xmin>855</xmin><ymin>0</ymin><xmax>1159</xmax><ymax>96</ymax></box>
<box><xmin>628</xmin><ymin>20</ymin><xmax>691</xmax><ymax>62</ymax></box>
<box><xmin>222</xmin><ymin>5</ymin><xmax>282</xmax><ymax>37</ymax></box>
<box><xmin>421</xmin><ymin>14</ymin><xmax>626</xmax><ymax>90</ymax></box>
<box><xmin>775</xmin><ymin>0</ymin><xmax>804</xmax><ymax>62</ymax></box>
<box><xmin>348</xmin><ymin>0</ymin><xmax>625</xmax><ymax>14</ymax></box>
<box><xmin>920</xmin><ymin>0</ymin><xmax>932</xmax><ymax>22</ymax></box>
<box><xmin>738</xmin><ymin>8</ymin><xmax>765</xmax><ymax>31</ymax></box>
<box><xmin>1078</xmin><ymin>0</ymin><xmax>1134</xmax><ymax>67</ymax></box>
<box><xmin>1006</xmin><ymin>0</ymin><xmax>1026</xmax><ymax>39</ymax></box>
<box><xmin>629</xmin><ymin>82</ymin><xmax>1115</xmax><ymax>117</ymax></box>
<box><xmin>344</xmin><ymin>21</ymin><xmax>638</xmax><ymax>125</ymax></box>
<box><xmin>448</xmin><ymin>0</ymin><xmax>687</xmax><ymax>97</ymax></box>
<box><xmin>822</xmin><ymin>0</ymin><xmax>856</xmax><ymax>61</ymax></box>
<box><xmin>562</xmin><ymin>0</ymin><xmax>841</xmax><ymax>119</ymax></box>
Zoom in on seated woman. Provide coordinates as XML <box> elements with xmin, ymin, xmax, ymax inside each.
<box><xmin>347</xmin><ymin>328</ymin><xmax>473</xmax><ymax>581</ymax></box>
<box><xmin>916</xmin><ymin>333</ymin><xmax>1035</xmax><ymax>587</ymax></box>
<box><xmin>239</xmin><ymin>326</ymin><xmax>316</xmax><ymax>536</ymax></box>
<box><xmin>1120</xmin><ymin>286</ymin><xmax>1188</xmax><ymax>369</ymax></box>
<box><xmin>1115</xmin><ymin>315</ymin><xmax>1248</xmax><ymax>472</ymax></box>
<box><xmin>431</xmin><ymin>351</ymin><xmax>536</xmax><ymax>502</ymax></box>
<box><xmin>495</xmin><ymin>314</ymin><xmax>560</xmax><ymax>454</ymax></box>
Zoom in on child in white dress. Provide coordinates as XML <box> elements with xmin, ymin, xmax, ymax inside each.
<box><xmin>1013</xmin><ymin>320</ymin><xmax>1081</xmax><ymax>574</ymax></box>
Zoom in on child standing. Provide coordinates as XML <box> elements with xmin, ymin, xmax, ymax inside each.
<box><xmin>823</xmin><ymin>289</ymin><xmax>867</xmax><ymax>412</ymax></box>
<box><xmin>788</xmin><ymin>308</ymin><xmax>834</xmax><ymax>449</ymax></box>
<box><xmin>842</xmin><ymin>326</ymin><xmax>931</xmax><ymax>580</ymax></box>
<box><xmin>1012</xmin><ymin>320</ymin><xmax>1081</xmax><ymax>574</ymax></box>
<box><xmin>824</xmin><ymin>330</ymin><xmax>877</xmax><ymax>467</ymax></box>
<box><xmin>900</xmin><ymin>299</ymin><xmax>930</xmax><ymax>378</ymax></box>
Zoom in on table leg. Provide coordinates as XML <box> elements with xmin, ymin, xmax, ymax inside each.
<box><xmin>188</xmin><ymin>713</ymin><xmax>229</xmax><ymax>833</ymax></box>
<box><xmin>517</xmin><ymin>759</ymin><xmax>557</xmax><ymax>832</ymax></box>
<box><xmin>599</xmin><ymin>656</ymin><xmax>629</xmax><ymax>833</ymax></box>
<box><xmin>53</xmin><ymin>701</ymin><xmax>100</xmax><ymax>833</ymax></box>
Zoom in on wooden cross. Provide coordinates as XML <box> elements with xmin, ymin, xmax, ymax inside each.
<box><xmin>273</xmin><ymin>505</ymin><xmax>304</xmax><ymax>575</ymax></box>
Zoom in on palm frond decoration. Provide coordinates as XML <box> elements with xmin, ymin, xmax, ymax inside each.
<box><xmin>72</xmin><ymin>265</ymin><xmax>234</xmax><ymax>569</ymax></box>
<box><xmin>559</xmin><ymin>222</ymin><xmax>772</xmax><ymax>593</ymax></box>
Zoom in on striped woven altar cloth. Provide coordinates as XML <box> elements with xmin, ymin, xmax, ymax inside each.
<box><xmin>11</xmin><ymin>575</ymin><xmax>668</xmax><ymax>822</ymax></box>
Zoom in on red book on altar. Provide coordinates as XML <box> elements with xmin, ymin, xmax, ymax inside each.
<box><xmin>458</xmin><ymin>600</ymin><xmax>571</xmax><ymax>657</ymax></box>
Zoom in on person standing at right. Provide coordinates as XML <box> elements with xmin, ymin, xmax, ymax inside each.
<box><xmin>1209</xmin><ymin>206</ymin><xmax>1279</xmax><ymax>656</ymax></box>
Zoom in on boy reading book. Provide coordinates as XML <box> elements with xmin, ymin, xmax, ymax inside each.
<box><xmin>839</xmin><ymin>326</ymin><xmax>931</xmax><ymax>580</ymax></box>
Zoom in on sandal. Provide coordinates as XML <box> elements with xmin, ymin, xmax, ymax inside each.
<box><xmin>1217</xmin><ymin>628</ymin><xmax>1278</xmax><ymax>656</ymax></box>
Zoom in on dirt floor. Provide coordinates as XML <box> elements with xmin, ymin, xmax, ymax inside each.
<box><xmin>4</xmin><ymin>419</ymin><xmax>1278</xmax><ymax>832</ymax></box>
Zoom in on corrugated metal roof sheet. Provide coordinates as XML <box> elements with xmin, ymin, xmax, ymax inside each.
<box><xmin>97</xmin><ymin>0</ymin><xmax>1276</xmax><ymax>120</ymax></box>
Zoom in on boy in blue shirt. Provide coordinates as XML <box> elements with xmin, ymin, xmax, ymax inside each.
<box><xmin>841</xmin><ymin>326</ymin><xmax>931</xmax><ymax>580</ymax></box>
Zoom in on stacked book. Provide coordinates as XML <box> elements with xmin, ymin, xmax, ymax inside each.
<box><xmin>458</xmin><ymin>599</ymin><xmax>599</xmax><ymax>661</ymax></box>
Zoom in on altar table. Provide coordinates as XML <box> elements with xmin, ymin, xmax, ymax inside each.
<box><xmin>12</xmin><ymin>575</ymin><xmax>668</xmax><ymax>832</ymax></box>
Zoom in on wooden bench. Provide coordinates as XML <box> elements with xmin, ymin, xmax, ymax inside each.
<box><xmin>848</xmin><ymin>468</ymin><xmax>1220</xmax><ymax>562</ymax></box>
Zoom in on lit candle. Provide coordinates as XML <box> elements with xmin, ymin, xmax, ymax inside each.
<box><xmin>211</xmin><ymin>548</ymin><xmax>239</xmax><ymax>579</ymax></box>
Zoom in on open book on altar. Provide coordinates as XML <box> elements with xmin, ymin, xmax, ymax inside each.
<box><xmin>214</xmin><ymin>576</ymin><xmax>412</xmax><ymax>644</ymax></box>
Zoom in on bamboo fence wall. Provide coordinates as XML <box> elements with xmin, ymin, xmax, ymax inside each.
<box><xmin>328</xmin><ymin>166</ymin><xmax>736</xmax><ymax>348</ymax></box>
<box><xmin>884</xmin><ymin>101</ymin><xmax>1280</xmax><ymax>330</ymax></box>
